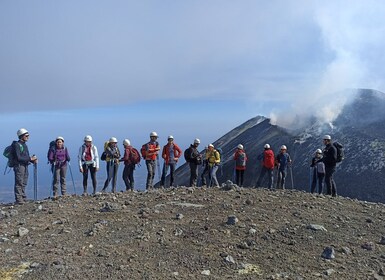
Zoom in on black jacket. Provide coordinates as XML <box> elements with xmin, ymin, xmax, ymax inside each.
<box><xmin>323</xmin><ymin>143</ymin><xmax>337</xmax><ymax>167</ymax></box>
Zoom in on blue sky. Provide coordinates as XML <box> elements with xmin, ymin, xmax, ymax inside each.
<box><xmin>1</xmin><ymin>1</ymin><xmax>385</xmax><ymax>202</ymax></box>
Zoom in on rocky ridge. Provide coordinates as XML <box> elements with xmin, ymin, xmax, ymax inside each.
<box><xmin>1</xmin><ymin>185</ymin><xmax>385</xmax><ymax>279</ymax></box>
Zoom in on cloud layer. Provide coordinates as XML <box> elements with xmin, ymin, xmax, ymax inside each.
<box><xmin>1</xmin><ymin>1</ymin><xmax>385</xmax><ymax>121</ymax></box>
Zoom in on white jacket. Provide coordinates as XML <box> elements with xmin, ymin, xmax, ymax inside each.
<box><xmin>78</xmin><ymin>144</ymin><xmax>99</xmax><ymax>169</ymax></box>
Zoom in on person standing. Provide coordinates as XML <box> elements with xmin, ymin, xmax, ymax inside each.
<box><xmin>233</xmin><ymin>144</ymin><xmax>247</xmax><ymax>187</ymax></box>
<box><xmin>310</xmin><ymin>149</ymin><xmax>325</xmax><ymax>194</ymax></box>
<box><xmin>121</xmin><ymin>139</ymin><xmax>139</xmax><ymax>191</ymax></box>
<box><xmin>185</xmin><ymin>138</ymin><xmax>202</xmax><ymax>187</ymax></box>
<box><xmin>160</xmin><ymin>135</ymin><xmax>182</xmax><ymax>188</ymax></box>
<box><xmin>256</xmin><ymin>144</ymin><xmax>275</xmax><ymax>189</ymax></box>
<box><xmin>48</xmin><ymin>136</ymin><xmax>70</xmax><ymax>198</ymax></box>
<box><xmin>102</xmin><ymin>137</ymin><xmax>121</xmax><ymax>193</ymax></box>
<box><xmin>205</xmin><ymin>144</ymin><xmax>221</xmax><ymax>187</ymax></box>
<box><xmin>142</xmin><ymin>132</ymin><xmax>161</xmax><ymax>190</ymax></box>
<box><xmin>275</xmin><ymin>145</ymin><xmax>292</xmax><ymax>189</ymax></box>
<box><xmin>12</xmin><ymin>128</ymin><xmax>38</xmax><ymax>204</ymax></box>
<box><xmin>322</xmin><ymin>135</ymin><xmax>337</xmax><ymax>197</ymax></box>
<box><xmin>78</xmin><ymin>135</ymin><xmax>99</xmax><ymax>195</ymax></box>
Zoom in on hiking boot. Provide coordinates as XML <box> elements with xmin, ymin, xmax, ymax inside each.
<box><xmin>82</xmin><ymin>192</ymin><xmax>88</xmax><ymax>196</ymax></box>
<box><xmin>15</xmin><ymin>200</ymin><xmax>25</xmax><ymax>205</ymax></box>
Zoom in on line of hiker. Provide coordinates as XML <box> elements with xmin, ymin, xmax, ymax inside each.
<box><xmin>5</xmin><ymin>128</ymin><xmax>342</xmax><ymax>204</ymax></box>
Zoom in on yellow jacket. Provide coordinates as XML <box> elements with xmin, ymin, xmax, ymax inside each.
<box><xmin>206</xmin><ymin>149</ymin><xmax>220</xmax><ymax>167</ymax></box>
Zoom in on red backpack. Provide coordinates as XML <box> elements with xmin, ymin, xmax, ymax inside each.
<box><xmin>130</xmin><ymin>148</ymin><xmax>141</xmax><ymax>164</ymax></box>
<box><xmin>263</xmin><ymin>149</ymin><xmax>275</xmax><ymax>169</ymax></box>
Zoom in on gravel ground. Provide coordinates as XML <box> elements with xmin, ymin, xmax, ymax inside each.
<box><xmin>1</xmin><ymin>185</ymin><xmax>385</xmax><ymax>279</ymax></box>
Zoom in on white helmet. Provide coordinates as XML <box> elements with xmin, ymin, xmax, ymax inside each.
<box><xmin>123</xmin><ymin>139</ymin><xmax>131</xmax><ymax>146</ymax></box>
<box><xmin>316</xmin><ymin>149</ymin><xmax>322</xmax><ymax>154</ymax></box>
<box><xmin>208</xmin><ymin>143</ymin><xmax>214</xmax><ymax>148</ymax></box>
<box><xmin>56</xmin><ymin>136</ymin><xmax>64</xmax><ymax>142</ymax></box>
<box><xmin>280</xmin><ymin>145</ymin><xmax>287</xmax><ymax>150</ymax></box>
<box><xmin>323</xmin><ymin>135</ymin><xmax>331</xmax><ymax>140</ymax></box>
<box><xmin>193</xmin><ymin>138</ymin><xmax>200</xmax><ymax>144</ymax></box>
<box><xmin>17</xmin><ymin>128</ymin><xmax>29</xmax><ymax>137</ymax></box>
<box><xmin>237</xmin><ymin>144</ymin><xmax>243</xmax><ymax>150</ymax></box>
<box><xmin>168</xmin><ymin>135</ymin><xmax>174</xmax><ymax>140</ymax></box>
<box><xmin>264</xmin><ymin>144</ymin><xmax>270</xmax><ymax>149</ymax></box>
<box><xmin>109</xmin><ymin>137</ymin><xmax>118</xmax><ymax>143</ymax></box>
<box><xmin>84</xmin><ymin>135</ymin><xmax>93</xmax><ymax>142</ymax></box>
<box><xmin>150</xmin><ymin>131</ymin><xmax>158</xmax><ymax>137</ymax></box>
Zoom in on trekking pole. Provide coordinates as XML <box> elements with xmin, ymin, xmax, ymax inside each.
<box><xmin>309</xmin><ymin>167</ymin><xmax>313</xmax><ymax>192</ymax></box>
<box><xmin>289</xmin><ymin>165</ymin><xmax>294</xmax><ymax>189</ymax></box>
<box><xmin>33</xmin><ymin>161</ymin><xmax>38</xmax><ymax>200</ymax></box>
<box><xmin>68</xmin><ymin>162</ymin><xmax>76</xmax><ymax>195</ymax></box>
<box><xmin>156</xmin><ymin>154</ymin><xmax>161</xmax><ymax>183</ymax></box>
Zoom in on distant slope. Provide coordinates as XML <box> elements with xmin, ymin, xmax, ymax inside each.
<box><xmin>173</xmin><ymin>89</ymin><xmax>385</xmax><ymax>203</ymax></box>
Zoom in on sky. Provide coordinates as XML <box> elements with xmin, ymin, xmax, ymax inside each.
<box><xmin>1</xmin><ymin>1</ymin><xmax>385</xmax><ymax>202</ymax></box>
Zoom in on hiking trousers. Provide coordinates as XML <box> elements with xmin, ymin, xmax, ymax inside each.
<box><xmin>82</xmin><ymin>163</ymin><xmax>97</xmax><ymax>194</ymax></box>
<box><xmin>103</xmin><ymin>161</ymin><xmax>119</xmax><ymax>192</ymax></box>
<box><xmin>160</xmin><ymin>162</ymin><xmax>176</xmax><ymax>187</ymax></box>
<box><xmin>256</xmin><ymin>167</ymin><xmax>274</xmax><ymax>189</ymax></box>
<box><xmin>325</xmin><ymin>166</ymin><xmax>337</xmax><ymax>197</ymax></box>
<box><xmin>200</xmin><ymin>164</ymin><xmax>209</xmax><ymax>186</ymax></box>
<box><xmin>146</xmin><ymin>160</ymin><xmax>156</xmax><ymax>189</ymax></box>
<box><xmin>209</xmin><ymin>165</ymin><xmax>219</xmax><ymax>187</ymax></box>
<box><xmin>276</xmin><ymin>169</ymin><xmax>287</xmax><ymax>189</ymax></box>
<box><xmin>52</xmin><ymin>164</ymin><xmax>67</xmax><ymax>195</ymax></box>
<box><xmin>235</xmin><ymin>169</ymin><xmax>245</xmax><ymax>187</ymax></box>
<box><xmin>122</xmin><ymin>164</ymin><xmax>135</xmax><ymax>191</ymax></box>
<box><xmin>189</xmin><ymin>162</ymin><xmax>199</xmax><ymax>187</ymax></box>
<box><xmin>14</xmin><ymin>164</ymin><xmax>29</xmax><ymax>203</ymax></box>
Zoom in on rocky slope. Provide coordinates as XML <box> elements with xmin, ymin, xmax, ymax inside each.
<box><xmin>1</xmin><ymin>187</ymin><xmax>385</xmax><ymax>279</ymax></box>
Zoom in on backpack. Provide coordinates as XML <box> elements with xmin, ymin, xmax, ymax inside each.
<box><xmin>333</xmin><ymin>142</ymin><xmax>344</xmax><ymax>163</ymax></box>
<box><xmin>47</xmin><ymin>140</ymin><xmax>57</xmax><ymax>163</ymax></box>
<box><xmin>3</xmin><ymin>141</ymin><xmax>18</xmax><ymax>168</ymax></box>
<box><xmin>130</xmin><ymin>148</ymin><xmax>141</xmax><ymax>164</ymax></box>
<box><xmin>263</xmin><ymin>149</ymin><xmax>275</xmax><ymax>169</ymax></box>
<box><xmin>141</xmin><ymin>144</ymin><xmax>147</xmax><ymax>159</ymax></box>
<box><xmin>100</xmin><ymin>141</ymin><xmax>110</xmax><ymax>161</ymax></box>
<box><xmin>184</xmin><ymin>147</ymin><xmax>192</xmax><ymax>162</ymax></box>
<box><xmin>236</xmin><ymin>151</ymin><xmax>246</xmax><ymax>167</ymax></box>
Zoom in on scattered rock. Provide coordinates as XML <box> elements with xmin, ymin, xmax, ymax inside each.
<box><xmin>321</xmin><ymin>247</ymin><xmax>335</xmax><ymax>259</ymax></box>
<box><xmin>201</xmin><ymin>270</ymin><xmax>211</xmax><ymax>276</ymax></box>
<box><xmin>362</xmin><ymin>242</ymin><xmax>375</xmax><ymax>251</ymax></box>
<box><xmin>224</xmin><ymin>255</ymin><xmax>236</xmax><ymax>264</ymax></box>
<box><xmin>18</xmin><ymin>227</ymin><xmax>29</xmax><ymax>237</ymax></box>
<box><xmin>306</xmin><ymin>224</ymin><xmax>327</xmax><ymax>231</ymax></box>
<box><xmin>379</xmin><ymin>236</ymin><xmax>385</xmax><ymax>245</ymax></box>
<box><xmin>226</xmin><ymin>215</ymin><xmax>239</xmax><ymax>225</ymax></box>
<box><xmin>176</xmin><ymin>213</ymin><xmax>184</xmax><ymax>220</ymax></box>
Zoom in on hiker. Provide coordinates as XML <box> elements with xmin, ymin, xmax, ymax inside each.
<box><xmin>256</xmin><ymin>144</ymin><xmax>275</xmax><ymax>189</ymax></box>
<box><xmin>78</xmin><ymin>135</ymin><xmax>99</xmax><ymax>195</ymax></box>
<box><xmin>310</xmin><ymin>149</ymin><xmax>325</xmax><ymax>194</ymax></box>
<box><xmin>233</xmin><ymin>144</ymin><xmax>247</xmax><ymax>187</ymax></box>
<box><xmin>185</xmin><ymin>138</ymin><xmax>202</xmax><ymax>187</ymax></box>
<box><xmin>121</xmin><ymin>139</ymin><xmax>140</xmax><ymax>191</ymax></box>
<box><xmin>142</xmin><ymin>132</ymin><xmax>161</xmax><ymax>190</ymax></box>
<box><xmin>200</xmin><ymin>146</ymin><xmax>209</xmax><ymax>187</ymax></box>
<box><xmin>275</xmin><ymin>145</ymin><xmax>292</xmax><ymax>189</ymax></box>
<box><xmin>205</xmin><ymin>144</ymin><xmax>221</xmax><ymax>187</ymax></box>
<box><xmin>101</xmin><ymin>137</ymin><xmax>121</xmax><ymax>193</ymax></box>
<box><xmin>322</xmin><ymin>135</ymin><xmax>337</xmax><ymax>197</ymax></box>
<box><xmin>160</xmin><ymin>135</ymin><xmax>182</xmax><ymax>188</ymax></box>
<box><xmin>48</xmin><ymin>136</ymin><xmax>70</xmax><ymax>198</ymax></box>
<box><xmin>12</xmin><ymin>128</ymin><xmax>38</xmax><ymax>204</ymax></box>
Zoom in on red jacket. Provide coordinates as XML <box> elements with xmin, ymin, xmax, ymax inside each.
<box><xmin>144</xmin><ymin>141</ymin><xmax>160</xmax><ymax>161</ymax></box>
<box><xmin>162</xmin><ymin>143</ymin><xmax>182</xmax><ymax>165</ymax></box>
